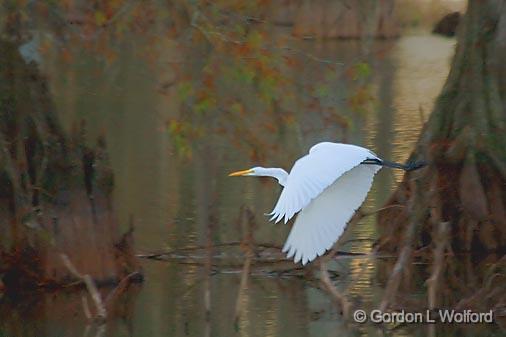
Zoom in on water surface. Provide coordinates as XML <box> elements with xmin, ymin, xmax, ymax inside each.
<box><xmin>3</xmin><ymin>32</ymin><xmax>486</xmax><ymax>337</ymax></box>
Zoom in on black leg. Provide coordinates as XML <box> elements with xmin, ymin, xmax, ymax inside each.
<box><xmin>362</xmin><ymin>158</ymin><xmax>426</xmax><ymax>171</ymax></box>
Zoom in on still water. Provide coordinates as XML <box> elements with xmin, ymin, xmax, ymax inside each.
<box><xmin>5</xmin><ymin>32</ymin><xmax>497</xmax><ymax>337</ymax></box>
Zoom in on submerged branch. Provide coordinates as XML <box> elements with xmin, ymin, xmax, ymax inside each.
<box><xmin>319</xmin><ymin>261</ymin><xmax>350</xmax><ymax>317</ymax></box>
<box><xmin>234</xmin><ymin>254</ymin><xmax>252</xmax><ymax>325</ymax></box>
<box><xmin>104</xmin><ymin>271</ymin><xmax>143</xmax><ymax>307</ymax></box>
<box><xmin>379</xmin><ymin>180</ymin><xmax>425</xmax><ymax>311</ymax></box>
<box><xmin>60</xmin><ymin>254</ymin><xmax>107</xmax><ymax>322</ymax></box>
<box><xmin>426</xmin><ymin>221</ymin><xmax>449</xmax><ymax>309</ymax></box>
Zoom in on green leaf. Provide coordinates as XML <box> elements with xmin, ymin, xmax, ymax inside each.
<box><xmin>95</xmin><ymin>10</ymin><xmax>107</xmax><ymax>26</ymax></box>
<box><xmin>354</xmin><ymin>62</ymin><xmax>371</xmax><ymax>80</ymax></box>
<box><xmin>315</xmin><ymin>84</ymin><xmax>329</xmax><ymax>98</ymax></box>
<box><xmin>177</xmin><ymin>82</ymin><xmax>194</xmax><ymax>100</ymax></box>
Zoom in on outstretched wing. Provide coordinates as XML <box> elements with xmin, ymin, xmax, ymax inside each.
<box><xmin>269</xmin><ymin>142</ymin><xmax>378</xmax><ymax>224</ymax></box>
<box><xmin>282</xmin><ymin>164</ymin><xmax>380</xmax><ymax>265</ymax></box>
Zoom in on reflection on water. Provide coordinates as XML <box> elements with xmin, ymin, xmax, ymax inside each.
<box><xmin>1</xmin><ymin>34</ymin><xmax>465</xmax><ymax>337</ymax></box>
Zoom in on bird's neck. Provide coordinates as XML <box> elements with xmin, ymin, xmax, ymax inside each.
<box><xmin>260</xmin><ymin>168</ymin><xmax>288</xmax><ymax>187</ymax></box>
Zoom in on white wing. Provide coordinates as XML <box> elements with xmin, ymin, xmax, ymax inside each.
<box><xmin>282</xmin><ymin>164</ymin><xmax>381</xmax><ymax>265</ymax></box>
<box><xmin>269</xmin><ymin>142</ymin><xmax>378</xmax><ymax>224</ymax></box>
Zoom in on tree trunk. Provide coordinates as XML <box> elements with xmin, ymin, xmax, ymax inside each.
<box><xmin>376</xmin><ymin>0</ymin><xmax>506</xmax><ymax>309</ymax></box>
<box><xmin>0</xmin><ymin>38</ymin><xmax>140</xmax><ymax>292</ymax></box>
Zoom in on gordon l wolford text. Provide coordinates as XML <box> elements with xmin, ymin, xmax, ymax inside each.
<box><xmin>369</xmin><ymin>309</ymin><xmax>494</xmax><ymax>323</ymax></box>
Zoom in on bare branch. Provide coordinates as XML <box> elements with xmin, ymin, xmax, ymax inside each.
<box><xmin>60</xmin><ymin>254</ymin><xmax>107</xmax><ymax>322</ymax></box>
<box><xmin>319</xmin><ymin>261</ymin><xmax>350</xmax><ymax>317</ymax></box>
<box><xmin>426</xmin><ymin>222</ymin><xmax>449</xmax><ymax>309</ymax></box>
<box><xmin>379</xmin><ymin>180</ymin><xmax>425</xmax><ymax>311</ymax></box>
<box><xmin>104</xmin><ymin>271</ymin><xmax>142</xmax><ymax>307</ymax></box>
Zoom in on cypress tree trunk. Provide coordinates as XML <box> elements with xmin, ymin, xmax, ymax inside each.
<box><xmin>376</xmin><ymin>0</ymin><xmax>506</xmax><ymax>309</ymax></box>
<box><xmin>0</xmin><ymin>38</ymin><xmax>139</xmax><ymax>291</ymax></box>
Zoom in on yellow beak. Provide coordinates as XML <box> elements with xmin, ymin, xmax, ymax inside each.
<box><xmin>228</xmin><ymin>169</ymin><xmax>254</xmax><ymax>177</ymax></box>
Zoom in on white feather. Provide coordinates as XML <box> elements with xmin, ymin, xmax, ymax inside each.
<box><xmin>230</xmin><ymin>141</ymin><xmax>383</xmax><ymax>265</ymax></box>
<box><xmin>282</xmin><ymin>164</ymin><xmax>381</xmax><ymax>264</ymax></box>
<box><xmin>269</xmin><ymin>142</ymin><xmax>378</xmax><ymax>224</ymax></box>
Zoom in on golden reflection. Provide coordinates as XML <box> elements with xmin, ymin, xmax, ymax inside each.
<box><xmin>391</xmin><ymin>35</ymin><xmax>455</xmax><ymax>182</ymax></box>
<box><xmin>363</xmin><ymin>81</ymin><xmax>379</xmax><ymax>156</ymax></box>
<box><xmin>344</xmin><ymin>214</ymin><xmax>377</xmax><ymax>300</ymax></box>
<box><xmin>237</xmin><ymin>285</ymin><xmax>251</xmax><ymax>337</ymax></box>
<box><xmin>39</xmin><ymin>18</ymin><xmax>458</xmax><ymax>336</ymax></box>
<box><xmin>264</xmin><ymin>300</ymin><xmax>279</xmax><ymax>337</ymax></box>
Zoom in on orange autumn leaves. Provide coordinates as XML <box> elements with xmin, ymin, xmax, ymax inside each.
<box><xmin>169</xmin><ymin>15</ymin><xmax>292</xmax><ymax>160</ymax></box>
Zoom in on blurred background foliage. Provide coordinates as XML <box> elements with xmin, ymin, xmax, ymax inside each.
<box><xmin>7</xmin><ymin>2</ymin><xmax>506</xmax><ymax>337</ymax></box>
<box><xmin>1</xmin><ymin>0</ymin><xmax>463</xmax><ymax>162</ymax></box>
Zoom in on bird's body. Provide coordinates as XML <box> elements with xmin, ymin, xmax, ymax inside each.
<box><xmin>229</xmin><ymin>142</ymin><xmax>423</xmax><ymax>265</ymax></box>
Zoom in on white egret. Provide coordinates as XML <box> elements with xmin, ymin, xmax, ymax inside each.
<box><xmin>229</xmin><ymin>142</ymin><xmax>425</xmax><ymax>265</ymax></box>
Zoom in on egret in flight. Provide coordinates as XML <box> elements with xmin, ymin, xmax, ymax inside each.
<box><xmin>229</xmin><ymin>142</ymin><xmax>424</xmax><ymax>265</ymax></box>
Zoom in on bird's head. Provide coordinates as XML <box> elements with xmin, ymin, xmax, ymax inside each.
<box><xmin>228</xmin><ymin>166</ymin><xmax>265</xmax><ymax>177</ymax></box>
<box><xmin>229</xmin><ymin>166</ymin><xmax>288</xmax><ymax>186</ymax></box>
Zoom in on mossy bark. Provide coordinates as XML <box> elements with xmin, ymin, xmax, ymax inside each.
<box><xmin>0</xmin><ymin>39</ymin><xmax>139</xmax><ymax>291</ymax></box>
<box><xmin>377</xmin><ymin>0</ymin><xmax>506</xmax><ymax>254</ymax></box>
<box><xmin>375</xmin><ymin>0</ymin><xmax>506</xmax><ymax>309</ymax></box>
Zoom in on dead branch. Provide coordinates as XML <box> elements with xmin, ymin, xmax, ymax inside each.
<box><xmin>319</xmin><ymin>260</ymin><xmax>350</xmax><ymax>317</ymax></box>
<box><xmin>379</xmin><ymin>180</ymin><xmax>425</xmax><ymax>312</ymax></box>
<box><xmin>454</xmin><ymin>255</ymin><xmax>506</xmax><ymax>311</ymax></box>
<box><xmin>426</xmin><ymin>221</ymin><xmax>449</xmax><ymax>309</ymax></box>
<box><xmin>234</xmin><ymin>255</ymin><xmax>252</xmax><ymax>324</ymax></box>
<box><xmin>104</xmin><ymin>271</ymin><xmax>142</xmax><ymax>308</ymax></box>
<box><xmin>82</xmin><ymin>296</ymin><xmax>92</xmax><ymax>320</ymax></box>
<box><xmin>234</xmin><ymin>206</ymin><xmax>255</xmax><ymax>324</ymax></box>
<box><xmin>359</xmin><ymin>204</ymin><xmax>405</xmax><ymax>217</ymax></box>
<box><xmin>378</xmin><ymin>224</ymin><xmax>414</xmax><ymax>312</ymax></box>
<box><xmin>60</xmin><ymin>254</ymin><xmax>107</xmax><ymax>322</ymax></box>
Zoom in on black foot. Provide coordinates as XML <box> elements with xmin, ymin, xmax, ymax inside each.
<box><xmin>405</xmin><ymin>160</ymin><xmax>427</xmax><ymax>171</ymax></box>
